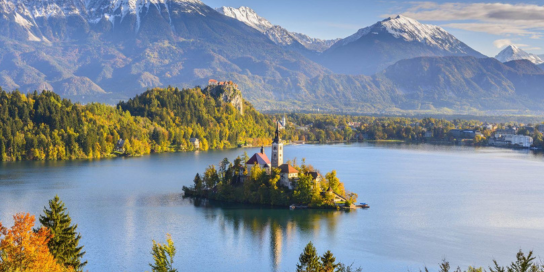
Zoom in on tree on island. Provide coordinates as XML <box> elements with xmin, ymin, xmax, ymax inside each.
<box><xmin>183</xmin><ymin>154</ymin><xmax>357</xmax><ymax>208</ymax></box>
<box><xmin>38</xmin><ymin>195</ymin><xmax>87</xmax><ymax>271</ymax></box>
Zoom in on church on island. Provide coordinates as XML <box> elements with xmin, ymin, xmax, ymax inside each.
<box><xmin>245</xmin><ymin>122</ymin><xmax>322</xmax><ymax>190</ymax></box>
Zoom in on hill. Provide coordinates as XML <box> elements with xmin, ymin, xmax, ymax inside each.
<box><xmin>0</xmin><ymin>85</ymin><xmax>274</xmax><ymax>161</ymax></box>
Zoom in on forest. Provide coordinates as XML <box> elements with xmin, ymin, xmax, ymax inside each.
<box><xmin>277</xmin><ymin>114</ymin><xmax>544</xmax><ymax>148</ymax></box>
<box><xmin>0</xmin><ymin>86</ymin><xmax>273</xmax><ymax>161</ymax></box>
<box><xmin>2</xmin><ymin>86</ymin><xmax>544</xmax><ymax>162</ymax></box>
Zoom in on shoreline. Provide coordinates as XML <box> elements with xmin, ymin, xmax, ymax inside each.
<box><xmin>1</xmin><ymin>140</ymin><xmax>541</xmax><ymax>164</ymax></box>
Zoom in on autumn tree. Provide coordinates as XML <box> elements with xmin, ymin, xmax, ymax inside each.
<box><xmin>39</xmin><ymin>196</ymin><xmax>86</xmax><ymax>271</ymax></box>
<box><xmin>149</xmin><ymin>234</ymin><xmax>177</xmax><ymax>272</ymax></box>
<box><xmin>0</xmin><ymin>213</ymin><xmax>74</xmax><ymax>272</ymax></box>
<box><xmin>203</xmin><ymin>165</ymin><xmax>219</xmax><ymax>189</ymax></box>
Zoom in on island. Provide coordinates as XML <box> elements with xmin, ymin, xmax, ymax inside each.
<box><xmin>183</xmin><ymin>123</ymin><xmax>360</xmax><ymax>210</ymax></box>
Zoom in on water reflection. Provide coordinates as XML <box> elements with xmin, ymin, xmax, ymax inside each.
<box><xmin>186</xmin><ymin>197</ymin><xmax>343</xmax><ymax>271</ymax></box>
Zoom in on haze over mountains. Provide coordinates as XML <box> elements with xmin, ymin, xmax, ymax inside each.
<box><xmin>1</xmin><ymin>0</ymin><xmax>544</xmax><ymax>113</ymax></box>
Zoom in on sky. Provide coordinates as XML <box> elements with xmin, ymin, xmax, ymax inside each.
<box><xmin>203</xmin><ymin>0</ymin><xmax>544</xmax><ymax>57</ymax></box>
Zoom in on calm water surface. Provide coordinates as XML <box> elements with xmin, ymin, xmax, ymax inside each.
<box><xmin>2</xmin><ymin>143</ymin><xmax>544</xmax><ymax>272</ymax></box>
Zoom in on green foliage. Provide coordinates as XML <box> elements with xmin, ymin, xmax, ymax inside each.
<box><xmin>149</xmin><ymin>234</ymin><xmax>177</xmax><ymax>272</ymax></box>
<box><xmin>296</xmin><ymin>242</ymin><xmax>321</xmax><ymax>272</ymax></box>
<box><xmin>321</xmin><ymin>250</ymin><xmax>338</xmax><ymax>272</ymax></box>
<box><xmin>38</xmin><ymin>195</ymin><xmax>86</xmax><ymax>271</ymax></box>
<box><xmin>184</xmin><ymin>154</ymin><xmax>350</xmax><ymax>208</ymax></box>
<box><xmin>0</xmin><ymin>86</ymin><xmax>274</xmax><ymax>161</ymax></box>
<box><xmin>295</xmin><ymin>242</ymin><xmax>362</xmax><ymax>272</ymax></box>
<box><xmin>489</xmin><ymin>250</ymin><xmax>542</xmax><ymax>272</ymax></box>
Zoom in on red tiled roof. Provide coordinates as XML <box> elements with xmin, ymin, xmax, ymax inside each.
<box><xmin>246</xmin><ymin>152</ymin><xmax>271</xmax><ymax>165</ymax></box>
<box><xmin>279</xmin><ymin>164</ymin><xmax>298</xmax><ymax>174</ymax></box>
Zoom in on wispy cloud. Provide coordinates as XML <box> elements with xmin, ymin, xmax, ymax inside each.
<box><xmin>390</xmin><ymin>2</ymin><xmax>544</xmax><ymax>38</ymax></box>
<box><xmin>492</xmin><ymin>39</ymin><xmax>528</xmax><ymax>49</ymax></box>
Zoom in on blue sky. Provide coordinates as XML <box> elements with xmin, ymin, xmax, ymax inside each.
<box><xmin>203</xmin><ymin>0</ymin><xmax>544</xmax><ymax>57</ymax></box>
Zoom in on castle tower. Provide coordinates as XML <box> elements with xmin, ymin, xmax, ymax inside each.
<box><xmin>271</xmin><ymin>122</ymin><xmax>283</xmax><ymax>168</ymax></box>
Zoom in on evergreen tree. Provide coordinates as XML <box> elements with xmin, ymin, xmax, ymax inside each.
<box><xmin>321</xmin><ymin>250</ymin><xmax>338</xmax><ymax>272</ymax></box>
<box><xmin>296</xmin><ymin>242</ymin><xmax>322</xmax><ymax>272</ymax></box>
<box><xmin>149</xmin><ymin>234</ymin><xmax>177</xmax><ymax>272</ymax></box>
<box><xmin>193</xmin><ymin>173</ymin><xmax>203</xmax><ymax>194</ymax></box>
<box><xmin>39</xmin><ymin>195</ymin><xmax>86</xmax><ymax>271</ymax></box>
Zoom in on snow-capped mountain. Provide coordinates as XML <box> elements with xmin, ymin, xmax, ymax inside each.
<box><xmin>319</xmin><ymin>15</ymin><xmax>486</xmax><ymax>75</ymax></box>
<box><xmin>0</xmin><ymin>0</ymin><xmax>213</xmax><ymax>42</ymax></box>
<box><xmin>217</xmin><ymin>6</ymin><xmax>338</xmax><ymax>52</ymax></box>
<box><xmin>0</xmin><ymin>0</ymin><xmax>329</xmax><ymax>98</ymax></box>
<box><xmin>216</xmin><ymin>6</ymin><xmax>272</xmax><ymax>33</ymax></box>
<box><xmin>495</xmin><ymin>45</ymin><xmax>544</xmax><ymax>65</ymax></box>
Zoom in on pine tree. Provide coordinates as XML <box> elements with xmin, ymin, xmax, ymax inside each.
<box><xmin>296</xmin><ymin>242</ymin><xmax>322</xmax><ymax>272</ymax></box>
<box><xmin>150</xmin><ymin>234</ymin><xmax>177</xmax><ymax>272</ymax></box>
<box><xmin>321</xmin><ymin>250</ymin><xmax>338</xmax><ymax>272</ymax></box>
<box><xmin>39</xmin><ymin>195</ymin><xmax>87</xmax><ymax>271</ymax></box>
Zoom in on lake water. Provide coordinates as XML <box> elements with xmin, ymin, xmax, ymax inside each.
<box><xmin>2</xmin><ymin>143</ymin><xmax>544</xmax><ymax>272</ymax></box>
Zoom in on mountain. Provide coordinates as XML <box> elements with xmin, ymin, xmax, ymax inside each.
<box><xmin>380</xmin><ymin>56</ymin><xmax>544</xmax><ymax>109</ymax></box>
<box><xmin>1</xmin><ymin>1</ymin><xmax>544</xmax><ymax>113</ymax></box>
<box><xmin>495</xmin><ymin>45</ymin><xmax>544</xmax><ymax>65</ymax></box>
<box><xmin>0</xmin><ymin>0</ymin><xmax>329</xmax><ymax>101</ymax></box>
<box><xmin>318</xmin><ymin>15</ymin><xmax>486</xmax><ymax>75</ymax></box>
<box><xmin>217</xmin><ymin>6</ymin><xmax>339</xmax><ymax>53</ymax></box>
<box><xmin>228</xmin><ymin>56</ymin><xmax>544</xmax><ymax>112</ymax></box>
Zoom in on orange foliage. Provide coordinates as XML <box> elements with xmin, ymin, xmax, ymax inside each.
<box><xmin>0</xmin><ymin>213</ymin><xmax>75</xmax><ymax>272</ymax></box>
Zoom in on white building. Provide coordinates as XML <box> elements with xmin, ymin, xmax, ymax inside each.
<box><xmin>511</xmin><ymin>135</ymin><xmax>533</xmax><ymax>148</ymax></box>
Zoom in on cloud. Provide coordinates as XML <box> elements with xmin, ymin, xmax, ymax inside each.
<box><xmin>492</xmin><ymin>39</ymin><xmax>530</xmax><ymax>49</ymax></box>
<box><xmin>493</xmin><ymin>39</ymin><xmax>513</xmax><ymax>48</ymax></box>
<box><xmin>391</xmin><ymin>2</ymin><xmax>544</xmax><ymax>38</ymax></box>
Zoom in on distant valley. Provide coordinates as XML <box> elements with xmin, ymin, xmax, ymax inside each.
<box><xmin>0</xmin><ymin>0</ymin><xmax>544</xmax><ymax>113</ymax></box>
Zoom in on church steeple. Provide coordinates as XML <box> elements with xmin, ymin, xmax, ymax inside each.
<box><xmin>271</xmin><ymin>120</ymin><xmax>283</xmax><ymax>168</ymax></box>
<box><xmin>273</xmin><ymin>121</ymin><xmax>280</xmax><ymax>144</ymax></box>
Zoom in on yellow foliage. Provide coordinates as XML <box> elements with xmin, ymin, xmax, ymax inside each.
<box><xmin>0</xmin><ymin>213</ymin><xmax>75</xmax><ymax>272</ymax></box>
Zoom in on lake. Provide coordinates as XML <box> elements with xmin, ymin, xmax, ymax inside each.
<box><xmin>1</xmin><ymin>143</ymin><xmax>544</xmax><ymax>272</ymax></box>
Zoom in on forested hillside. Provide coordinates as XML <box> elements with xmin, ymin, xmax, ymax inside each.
<box><xmin>0</xmin><ymin>86</ymin><xmax>274</xmax><ymax>161</ymax></box>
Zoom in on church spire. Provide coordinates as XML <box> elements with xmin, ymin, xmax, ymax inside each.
<box><xmin>273</xmin><ymin>121</ymin><xmax>280</xmax><ymax>143</ymax></box>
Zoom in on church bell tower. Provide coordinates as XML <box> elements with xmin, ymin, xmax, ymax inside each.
<box><xmin>271</xmin><ymin>122</ymin><xmax>283</xmax><ymax>168</ymax></box>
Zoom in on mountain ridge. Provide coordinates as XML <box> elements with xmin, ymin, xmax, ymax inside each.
<box><xmin>217</xmin><ymin>6</ymin><xmax>339</xmax><ymax>53</ymax></box>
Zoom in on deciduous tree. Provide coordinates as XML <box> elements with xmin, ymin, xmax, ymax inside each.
<box><xmin>0</xmin><ymin>213</ymin><xmax>74</xmax><ymax>272</ymax></box>
<box><xmin>149</xmin><ymin>234</ymin><xmax>177</xmax><ymax>272</ymax></box>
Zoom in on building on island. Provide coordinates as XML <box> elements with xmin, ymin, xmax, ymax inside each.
<box><xmin>242</xmin><ymin>119</ymin><xmax>333</xmax><ymax>197</ymax></box>
<box><xmin>190</xmin><ymin>138</ymin><xmax>200</xmax><ymax>150</ymax></box>
<box><xmin>246</xmin><ymin>146</ymin><xmax>271</xmax><ymax>175</ymax></box>
<box><xmin>306</xmin><ymin>171</ymin><xmax>324</xmax><ymax>189</ymax></box>
<box><xmin>322</xmin><ymin>187</ymin><xmax>347</xmax><ymax>203</ymax></box>
<box><xmin>278</xmin><ymin>164</ymin><xmax>298</xmax><ymax>189</ymax></box>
